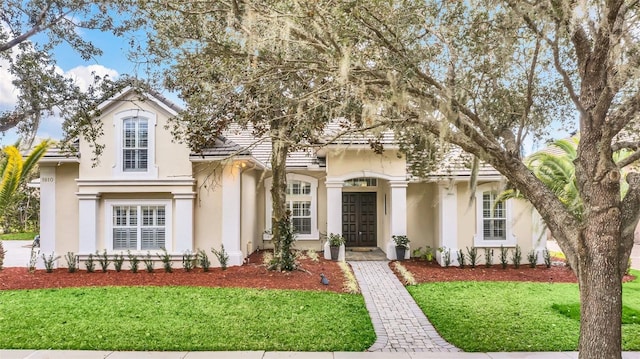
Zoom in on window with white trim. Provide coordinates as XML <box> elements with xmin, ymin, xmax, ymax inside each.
<box><xmin>265</xmin><ymin>175</ymin><xmax>318</xmax><ymax>239</ymax></box>
<box><xmin>123</xmin><ymin>117</ymin><xmax>148</xmax><ymax>171</ymax></box>
<box><xmin>106</xmin><ymin>200</ymin><xmax>172</xmax><ymax>252</ymax></box>
<box><xmin>482</xmin><ymin>192</ymin><xmax>506</xmax><ymax>240</ymax></box>
<box><xmin>113</xmin><ymin>109</ymin><xmax>158</xmax><ymax>178</ymax></box>
<box><xmin>474</xmin><ymin>184</ymin><xmax>514</xmax><ymax>246</ymax></box>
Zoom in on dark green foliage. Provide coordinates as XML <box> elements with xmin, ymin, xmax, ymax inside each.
<box><xmin>457</xmin><ymin>249</ymin><xmax>465</xmax><ymax>268</ymax></box>
<box><xmin>144</xmin><ymin>252</ymin><xmax>155</xmax><ymax>273</ymax></box>
<box><xmin>412</xmin><ymin>246</ymin><xmax>434</xmax><ymax>261</ymax></box>
<box><xmin>512</xmin><ymin>245</ymin><xmax>522</xmax><ymax>269</ymax></box>
<box><xmin>484</xmin><ymin>248</ymin><xmax>494</xmax><ymax>268</ymax></box>
<box><xmin>197</xmin><ymin>249</ymin><xmax>210</xmax><ymax>272</ymax></box>
<box><xmin>543</xmin><ymin>248</ymin><xmax>552</xmax><ymax>268</ymax></box>
<box><xmin>98</xmin><ymin>250</ymin><xmax>110</xmax><ymax>272</ymax></box>
<box><xmin>528</xmin><ymin>250</ymin><xmax>538</xmax><ymax>268</ymax></box>
<box><xmin>212</xmin><ymin>245</ymin><xmax>229</xmax><ymax>271</ymax></box>
<box><xmin>499</xmin><ymin>245</ymin><xmax>509</xmax><ymax>269</ymax></box>
<box><xmin>157</xmin><ymin>248</ymin><xmax>172</xmax><ymax>273</ymax></box>
<box><xmin>84</xmin><ymin>253</ymin><xmax>95</xmax><ymax>273</ymax></box>
<box><xmin>182</xmin><ymin>251</ymin><xmax>195</xmax><ymax>272</ymax></box>
<box><xmin>127</xmin><ymin>251</ymin><xmax>139</xmax><ymax>273</ymax></box>
<box><xmin>466</xmin><ymin>247</ymin><xmax>478</xmax><ymax>268</ymax></box>
<box><xmin>65</xmin><ymin>252</ymin><xmax>77</xmax><ymax>273</ymax></box>
<box><xmin>113</xmin><ymin>253</ymin><xmax>124</xmax><ymax>272</ymax></box>
<box><xmin>41</xmin><ymin>252</ymin><xmax>60</xmax><ymax>273</ymax></box>
<box><xmin>0</xmin><ymin>240</ymin><xmax>6</xmax><ymax>270</ymax></box>
<box><xmin>439</xmin><ymin>247</ymin><xmax>451</xmax><ymax>267</ymax></box>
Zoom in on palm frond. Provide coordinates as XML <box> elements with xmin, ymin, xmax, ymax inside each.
<box><xmin>21</xmin><ymin>140</ymin><xmax>51</xmax><ymax>178</ymax></box>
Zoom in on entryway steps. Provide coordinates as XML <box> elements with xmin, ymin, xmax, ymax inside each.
<box><xmin>349</xmin><ymin>261</ymin><xmax>459</xmax><ymax>353</ymax></box>
<box><xmin>345</xmin><ymin>247</ymin><xmax>388</xmax><ymax>261</ymax></box>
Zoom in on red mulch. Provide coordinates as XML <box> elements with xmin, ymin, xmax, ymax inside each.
<box><xmin>0</xmin><ymin>250</ymin><xmax>346</xmax><ymax>293</ymax></box>
<box><xmin>394</xmin><ymin>259</ymin><xmax>636</xmax><ymax>284</ymax></box>
<box><xmin>2</xmin><ymin>252</ymin><xmax>635</xmax><ymax>293</ymax></box>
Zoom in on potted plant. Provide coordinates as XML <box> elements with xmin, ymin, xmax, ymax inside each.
<box><xmin>392</xmin><ymin>235</ymin><xmax>410</xmax><ymax>260</ymax></box>
<box><xmin>328</xmin><ymin>233</ymin><xmax>345</xmax><ymax>260</ymax></box>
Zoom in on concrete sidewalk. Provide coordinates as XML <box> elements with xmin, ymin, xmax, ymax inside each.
<box><xmin>3</xmin><ymin>350</ymin><xmax>640</xmax><ymax>358</ymax></box>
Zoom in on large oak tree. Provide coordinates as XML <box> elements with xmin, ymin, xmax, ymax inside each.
<box><xmin>139</xmin><ymin>0</ymin><xmax>363</xmax><ymax>270</ymax></box>
<box><xmin>0</xmin><ymin>0</ymin><xmax>138</xmax><ymax>145</ymax></box>
<box><xmin>138</xmin><ymin>1</ymin><xmax>639</xmax><ymax>357</ymax></box>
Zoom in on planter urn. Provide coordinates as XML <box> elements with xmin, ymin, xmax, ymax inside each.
<box><xmin>395</xmin><ymin>246</ymin><xmax>407</xmax><ymax>261</ymax></box>
<box><xmin>330</xmin><ymin>246</ymin><xmax>340</xmax><ymax>261</ymax></box>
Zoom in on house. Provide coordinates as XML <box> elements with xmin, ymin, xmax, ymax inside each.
<box><xmin>38</xmin><ymin>88</ymin><xmax>545</xmax><ymax>268</ymax></box>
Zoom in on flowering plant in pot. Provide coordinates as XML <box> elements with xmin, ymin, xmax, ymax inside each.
<box><xmin>392</xmin><ymin>235</ymin><xmax>410</xmax><ymax>260</ymax></box>
<box><xmin>328</xmin><ymin>233</ymin><xmax>345</xmax><ymax>260</ymax></box>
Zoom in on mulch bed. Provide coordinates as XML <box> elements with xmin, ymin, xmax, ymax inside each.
<box><xmin>0</xmin><ymin>250</ymin><xmax>346</xmax><ymax>293</ymax></box>
<box><xmin>2</xmin><ymin>252</ymin><xmax>635</xmax><ymax>293</ymax></box>
<box><xmin>394</xmin><ymin>259</ymin><xmax>636</xmax><ymax>284</ymax></box>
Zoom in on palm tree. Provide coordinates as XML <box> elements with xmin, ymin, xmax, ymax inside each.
<box><xmin>499</xmin><ymin>136</ymin><xmax>630</xmax><ymax>221</ymax></box>
<box><xmin>0</xmin><ymin>140</ymin><xmax>50</xmax><ymax>213</ymax></box>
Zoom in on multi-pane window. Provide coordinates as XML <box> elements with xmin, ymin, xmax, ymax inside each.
<box><xmin>113</xmin><ymin>205</ymin><xmax>166</xmax><ymax>250</ymax></box>
<box><xmin>286</xmin><ymin>180</ymin><xmax>311</xmax><ymax>195</ymax></box>
<box><xmin>344</xmin><ymin>177</ymin><xmax>378</xmax><ymax>187</ymax></box>
<box><xmin>290</xmin><ymin>200</ymin><xmax>311</xmax><ymax>234</ymax></box>
<box><xmin>123</xmin><ymin>117</ymin><xmax>148</xmax><ymax>171</ymax></box>
<box><xmin>482</xmin><ymin>192</ymin><xmax>506</xmax><ymax>241</ymax></box>
<box><xmin>265</xmin><ymin>175</ymin><xmax>318</xmax><ymax>239</ymax></box>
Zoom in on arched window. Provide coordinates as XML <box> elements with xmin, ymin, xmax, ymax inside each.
<box><xmin>265</xmin><ymin>174</ymin><xmax>318</xmax><ymax>240</ymax></box>
<box><xmin>113</xmin><ymin>109</ymin><xmax>158</xmax><ymax>178</ymax></box>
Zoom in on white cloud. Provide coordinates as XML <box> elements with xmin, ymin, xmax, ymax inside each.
<box><xmin>64</xmin><ymin>64</ymin><xmax>119</xmax><ymax>92</ymax></box>
<box><xmin>0</xmin><ymin>57</ymin><xmax>19</xmax><ymax>107</ymax></box>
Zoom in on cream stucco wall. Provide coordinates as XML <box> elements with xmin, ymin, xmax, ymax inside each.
<box><xmin>240</xmin><ymin>169</ymin><xmax>259</xmax><ymax>256</ymax></box>
<box><xmin>326</xmin><ymin>148</ymin><xmax>406</xmax><ymax>178</ymax></box>
<box><xmin>193</xmin><ymin>164</ymin><xmax>223</xmax><ymax>252</ymax></box>
<box><xmin>407</xmin><ymin>182</ymin><xmax>437</xmax><ymax>252</ymax></box>
<box><xmin>53</xmin><ymin>163</ymin><xmax>80</xmax><ymax>255</ymax></box>
<box><xmin>454</xmin><ymin>182</ymin><xmax>537</xmax><ymax>264</ymax></box>
<box><xmin>79</xmin><ymin>92</ymin><xmax>191</xmax><ymax>180</ymax></box>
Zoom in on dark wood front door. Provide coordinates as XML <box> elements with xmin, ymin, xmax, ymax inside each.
<box><xmin>342</xmin><ymin>192</ymin><xmax>377</xmax><ymax>247</ymax></box>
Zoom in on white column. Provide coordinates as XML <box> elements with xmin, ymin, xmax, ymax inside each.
<box><xmin>173</xmin><ymin>193</ymin><xmax>196</xmax><ymax>253</ymax></box>
<box><xmin>387</xmin><ymin>181</ymin><xmax>408</xmax><ymax>260</ymax></box>
<box><xmin>39</xmin><ymin>166</ymin><xmax>56</xmax><ymax>268</ymax></box>
<box><xmin>221</xmin><ymin>163</ymin><xmax>243</xmax><ymax>266</ymax></box>
<box><xmin>438</xmin><ymin>182</ymin><xmax>459</xmax><ymax>266</ymax></box>
<box><xmin>532</xmin><ymin>208</ymin><xmax>546</xmax><ymax>264</ymax></box>
<box><xmin>324</xmin><ymin>181</ymin><xmax>345</xmax><ymax>260</ymax></box>
<box><xmin>78</xmin><ymin>193</ymin><xmax>100</xmax><ymax>254</ymax></box>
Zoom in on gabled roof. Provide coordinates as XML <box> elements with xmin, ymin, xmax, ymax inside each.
<box><xmin>97</xmin><ymin>87</ymin><xmax>182</xmax><ymax>116</ymax></box>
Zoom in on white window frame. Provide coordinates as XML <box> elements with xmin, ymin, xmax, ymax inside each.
<box><xmin>113</xmin><ymin>109</ymin><xmax>158</xmax><ymax>179</ymax></box>
<box><xmin>105</xmin><ymin>199</ymin><xmax>173</xmax><ymax>252</ymax></box>
<box><xmin>264</xmin><ymin>174</ymin><xmax>319</xmax><ymax>240</ymax></box>
<box><xmin>473</xmin><ymin>184</ymin><xmax>515</xmax><ymax>247</ymax></box>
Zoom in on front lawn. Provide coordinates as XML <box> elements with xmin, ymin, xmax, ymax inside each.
<box><xmin>0</xmin><ymin>286</ymin><xmax>375</xmax><ymax>351</ymax></box>
<box><xmin>0</xmin><ymin>231</ymin><xmax>37</xmax><ymax>240</ymax></box>
<box><xmin>408</xmin><ymin>270</ymin><xmax>640</xmax><ymax>352</ymax></box>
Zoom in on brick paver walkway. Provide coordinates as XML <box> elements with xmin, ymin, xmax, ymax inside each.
<box><xmin>349</xmin><ymin>261</ymin><xmax>460</xmax><ymax>353</ymax></box>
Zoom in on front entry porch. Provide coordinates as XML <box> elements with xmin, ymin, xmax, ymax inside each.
<box><xmin>323</xmin><ymin>173</ymin><xmax>408</xmax><ymax>261</ymax></box>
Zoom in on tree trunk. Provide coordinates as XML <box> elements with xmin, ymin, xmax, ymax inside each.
<box><xmin>577</xmin><ymin>231</ymin><xmax>623</xmax><ymax>359</ymax></box>
<box><xmin>269</xmin><ymin>123</ymin><xmax>294</xmax><ymax>271</ymax></box>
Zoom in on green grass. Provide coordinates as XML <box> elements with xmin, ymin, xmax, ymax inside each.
<box><xmin>0</xmin><ymin>231</ymin><xmax>37</xmax><ymax>240</ymax></box>
<box><xmin>408</xmin><ymin>269</ymin><xmax>640</xmax><ymax>352</ymax></box>
<box><xmin>0</xmin><ymin>286</ymin><xmax>375</xmax><ymax>351</ymax></box>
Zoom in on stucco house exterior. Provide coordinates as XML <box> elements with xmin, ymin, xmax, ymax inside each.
<box><xmin>38</xmin><ymin>88</ymin><xmax>545</xmax><ymax>268</ymax></box>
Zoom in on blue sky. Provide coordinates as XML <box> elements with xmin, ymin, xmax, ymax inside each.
<box><xmin>1</xmin><ymin>21</ymin><xmax>564</xmax><ymax>153</ymax></box>
<box><xmin>0</xmin><ymin>25</ymin><xmax>173</xmax><ymax>147</ymax></box>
